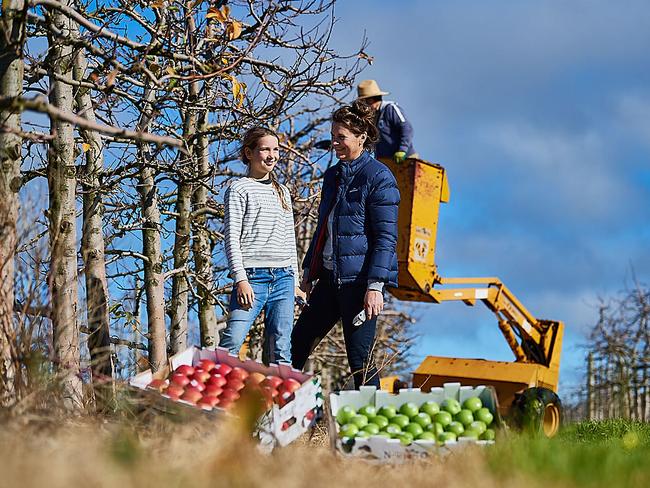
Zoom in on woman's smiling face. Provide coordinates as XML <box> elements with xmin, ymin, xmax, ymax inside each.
<box><xmin>245</xmin><ymin>135</ymin><xmax>279</xmax><ymax>178</ymax></box>
<box><xmin>331</xmin><ymin>122</ymin><xmax>365</xmax><ymax>161</ymax></box>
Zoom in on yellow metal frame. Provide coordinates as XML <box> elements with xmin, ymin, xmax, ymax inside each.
<box><xmin>381</xmin><ymin>157</ymin><xmax>564</xmax><ymax>402</ymax></box>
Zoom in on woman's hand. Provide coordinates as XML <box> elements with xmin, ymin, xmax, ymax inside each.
<box><xmin>364</xmin><ymin>290</ymin><xmax>384</xmax><ymax>320</ymax></box>
<box><xmin>236</xmin><ymin>280</ymin><xmax>255</xmax><ymax>311</ymax></box>
<box><xmin>295</xmin><ymin>286</ymin><xmax>307</xmax><ymax>308</ymax></box>
<box><xmin>299</xmin><ymin>278</ymin><xmax>312</xmax><ymax>301</ymax></box>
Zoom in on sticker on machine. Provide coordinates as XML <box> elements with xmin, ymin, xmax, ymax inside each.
<box><xmin>413</xmin><ymin>238</ymin><xmax>429</xmax><ymax>262</ymax></box>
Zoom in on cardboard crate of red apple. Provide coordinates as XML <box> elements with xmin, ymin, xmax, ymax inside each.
<box><xmin>329</xmin><ymin>383</ymin><xmax>500</xmax><ymax>461</ymax></box>
<box><xmin>129</xmin><ymin>346</ymin><xmax>323</xmax><ymax>447</ymax></box>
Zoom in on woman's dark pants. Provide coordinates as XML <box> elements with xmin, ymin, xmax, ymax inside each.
<box><xmin>291</xmin><ymin>270</ymin><xmax>380</xmax><ymax>388</ymax></box>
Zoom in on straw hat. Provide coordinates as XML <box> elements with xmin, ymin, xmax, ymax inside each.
<box><xmin>357</xmin><ymin>79</ymin><xmax>389</xmax><ymax>99</ymax></box>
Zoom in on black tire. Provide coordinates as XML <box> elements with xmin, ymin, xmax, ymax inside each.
<box><xmin>511</xmin><ymin>387</ymin><xmax>563</xmax><ymax>438</ymax></box>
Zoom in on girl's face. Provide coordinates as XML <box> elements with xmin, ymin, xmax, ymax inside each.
<box><xmin>245</xmin><ymin>135</ymin><xmax>280</xmax><ymax>179</ymax></box>
<box><xmin>331</xmin><ymin>122</ymin><xmax>366</xmax><ymax>161</ymax></box>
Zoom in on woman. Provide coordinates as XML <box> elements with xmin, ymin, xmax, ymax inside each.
<box><xmin>291</xmin><ymin>101</ymin><xmax>400</xmax><ymax>388</ymax></box>
<box><xmin>220</xmin><ymin>127</ymin><xmax>301</xmax><ymax>364</ymax></box>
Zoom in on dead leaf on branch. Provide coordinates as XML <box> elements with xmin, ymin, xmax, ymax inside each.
<box><xmin>226</xmin><ymin>20</ymin><xmax>242</xmax><ymax>40</ymax></box>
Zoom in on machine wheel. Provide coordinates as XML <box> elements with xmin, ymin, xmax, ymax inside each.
<box><xmin>511</xmin><ymin>387</ymin><xmax>562</xmax><ymax>438</ymax></box>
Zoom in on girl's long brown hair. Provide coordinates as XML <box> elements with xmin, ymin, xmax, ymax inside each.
<box><xmin>240</xmin><ymin>127</ymin><xmax>290</xmax><ymax>212</ymax></box>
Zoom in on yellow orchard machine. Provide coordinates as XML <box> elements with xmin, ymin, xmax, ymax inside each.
<box><xmin>379</xmin><ymin>157</ymin><xmax>564</xmax><ymax>437</ymax></box>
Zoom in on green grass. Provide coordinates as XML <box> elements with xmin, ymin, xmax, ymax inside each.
<box><xmin>487</xmin><ymin>419</ymin><xmax>650</xmax><ymax>488</ymax></box>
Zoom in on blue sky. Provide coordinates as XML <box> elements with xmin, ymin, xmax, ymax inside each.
<box><xmin>330</xmin><ymin>0</ymin><xmax>650</xmax><ymax>398</ymax></box>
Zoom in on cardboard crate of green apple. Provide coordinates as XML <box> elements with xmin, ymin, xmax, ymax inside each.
<box><xmin>330</xmin><ymin>383</ymin><xmax>499</xmax><ymax>459</ymax></box>
<box><xmin>129</xmin><ymin>346</ymin><xmax>323</xmax><ymax>448</ymax></box>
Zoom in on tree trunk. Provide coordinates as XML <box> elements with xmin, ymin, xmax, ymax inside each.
<box><xmin>169</xmin><ymin>179</ymin><xmax>191</xmax><ymax>354</ymax></box>
<box><xmin>73</xmin><ymin>48</ymin><xmax>112</xmax><ymax>380</ymax></box>
<box><xmin>137</xmin><ymin>87</ymin><xmax>167</xmax><ymax>372</ymax></box>
<box><xmin>188</xmin><ymin>12</ymin><xmax>218</xmax><ymax>348</ymax></box>
<box><xmin>47</xmin><ymin>0</ymin><xmax>83</xmax><ymax>408</ymax></box>
<box><xmin>0</xmin><ymin>0</ymin><xmax>25</xmax><ymax>405</ymax></box>
<box><xmin>191</xmin><ymin>110</ymin><xmax>218</xmax><ymax>348</ymax></box>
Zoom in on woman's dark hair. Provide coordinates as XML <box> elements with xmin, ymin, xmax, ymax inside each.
<box><xmin>331</xmin><ymin>99</ymin><xmax>379</xmax><ymax>150</ymax></box>
<box><xmin>240</xmin><ymin>126</ymin><xmax>290</xmax><ymax>211</ymax></box>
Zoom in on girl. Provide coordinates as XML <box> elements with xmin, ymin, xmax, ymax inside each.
<box><xmin>290</xmin><ymin>101</ymin><xmax>400</xmax><ymax>388</ymax></box>
<box><xmin>220</xmin><ymin>127</ymin><xmax>301</xmax><ymax>364</ymax></box>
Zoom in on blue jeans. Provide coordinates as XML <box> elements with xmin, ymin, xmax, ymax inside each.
<box><xmin>220</xmin><ymin>267</ymin><xmax>294</xmax><ymax>364</ymax></box>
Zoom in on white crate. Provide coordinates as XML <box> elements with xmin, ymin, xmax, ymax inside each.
<box><xmin>329</xmin><ymin>383</ymin><xmax>498</xmax><ymax>460</ymax></box>
<box><xmin>129</xmin><ymin>346</ymin><xmax>323</xmax><ymax>448</ymax></box>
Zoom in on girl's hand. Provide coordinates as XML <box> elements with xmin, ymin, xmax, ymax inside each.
<box><xmin>236</xmin><ymin>281</ymin><xmax>255</xmax><ymax>310</ymax></box>
<box><xmin>364</xmin><ymin>290</ymin><xmax>384</xmax><ymax>320</ymax></box>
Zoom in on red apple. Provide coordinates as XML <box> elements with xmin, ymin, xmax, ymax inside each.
<box><xmin>203</xmin><ymin>385</ymin><xmax>223</xmax><ymax>397</ymax></box>
<box><xmin>246</xmin><ymin>371</ymin><xmax>266</xmax><ymax>386</ymax></box>
<box><xmin>198</xmin><ymin>395</ymin><xmax>219</xmax><ymax>408</ymax></box>
<box><xmin>213</xmin><ymin>363</ymin><xmax>232</xmax><ymax>376</ymax></box>
<box><xmin>191</xmin><ymin>380</ymin><xmax>206</xmax><ymax>392</ymax></box>
<box><xmin>170</xmin><ymin>372</ymin><xmax>190</xmax><ymax>387</ymax></box>
<box><xmin>198</xmin><ymin>359</ymin><xmax>216</xmax><ymax>372</ymax></box>
<box><xmin>207</xmin><ymin>374</ymin><xmax>227</xmax><ymax>388</ymax></box>
<box><xmin>147</xmin><ymin>379</ymin><xmax>168</xmax><ymax>391</ymax></box>
<box><xmin>281</xmin><ymin>378</ymin><xmax>302</xmax><ymax>393</ymax></box>
<box><xmin>180</xmin><ymin>386</ymin><xmax>203</xmax><ymax>404</ymax></box>
<box><xmin>175</xmin><ymin>364</ymin><xmax>195</xmax><ymax>376</ymax></box>
<box><xmin>165</xmin><ymin>383</ymin><xmax>184</xmax><ymax>399</ymax></box>
<box><xmin>192</xmin><ymin>370</ymin><xmax>211</xmax><ymax>384</ymax></box>
<box><xmin>262</xmin><ymin>375</ymin><xmax>283</xmax><ymax>389</ymax></box>
<box><xmin>226</xmin><ymin>378</ymin><xmax>245</xmax><ymax>392</ymax></box>
<box><xmin>220</xmin><ymin>388</ymin><xmax>240</xmax><ymax>403</ymax></box>
<box><xmin>305</xmin><ymin>409</ymin><xmax>316</xmax><ymax>421</ymax></box>
<box><xmin>261</xmin><ymin>385</ymin><xmax>279</xmax><ymax>399</ymax></box>
<box><xmin>227</xmin><ymin>366</ymin><xmax>250</xmax><ymax>382</ymax></box>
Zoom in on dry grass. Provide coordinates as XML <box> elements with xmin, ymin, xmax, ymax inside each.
<box><xmin>0</xmin><ymin>413</ymin><xmax>537</xmax><ymax>488</ymax></box>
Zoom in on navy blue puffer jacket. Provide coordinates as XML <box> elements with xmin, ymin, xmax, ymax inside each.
<box><xmin>303</xmin><ymin>151</ymin><xmax>400</xmax><ymax>288</ymax></box>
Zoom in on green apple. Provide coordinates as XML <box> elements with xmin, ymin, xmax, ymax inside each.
<box><xmin>446</xmin><ymin>421</ymin><xmax>465</xmax><ymax>436</ymax></box>
<box><xmin>454</xmin><ymin>409</ymin><xmax>474</xmax><ymax>426</ymax></box>
<box><xmin>358</xmin><ymin>404</ymin><xmax>377</xmax><ymax>419</ymax></box>
<box><xmin>336</xmin><ymin>405</ymin><xmax>356</xmax><ymax>425</ymax></box>
<box><xmin>384</xmin><ymin>424</ymin><xmax>402</xmax><ymax>436</ymax></box>
<box><xmin>396</xmin><ymin>432</ymin><xmax>414</xmax><ymax>445</ymax></box>
<box><xmin>369</xmin><ymin>414</ymin><xmax>389</xmax><ymax>430</ymax></box>
<box><xmin>355</xmin><ymin>430</ymin><xmax>371</xmax><ymax>438</ymax></box>
<box><xmin>469</xmin><ymin>420</ymin><xmax>487</xmax><ymax>434</ymax></box>
<box><xmin>404</xmin><ymin>422</ymin><xmax>424</xmax><ymax>437</ymax></box>
<box><xmin>339</xmin><ymin>423</ymin><xmax>359</xmax><ymax>438</ymax></box>
<box><xmin>377</xmin><ymin>404</ymin><xmax>398</xmax><ymax>419</ymax></box>
<box><xmin>442</xmin><ymin>398</ymin><xmax>461</xmax><ymax>416</ymax></box>
<box><xmin>437</xmin><ymin>431</ymin><xmax>457</xmax><ymax>443</ymax></box>
<box><xmin>349</xmin><ymin>414</ymin><xmax>368</xmax><ymax>429</ymax></box>
<box><xmin>391</xmin><ymin>414</ymin><xmax>410</xmax><ymax>429</ymax></box>
<box><xmin>475</xmin><ymin>407</ymin><xmax>494</xmax><ymax>426</ymax></box>
<box><xmin>427</xmin><ymin>422</ymin><xmax>444</xmax><ymax>436</ymax></box>
<box><xmin>460</xmin><ymin>428</ymin><xmax>480</xmax><ymax>440</ymax></box>
<box><xmin>363</xmin><ymin>423</ymin><xmax>380</xmax><ymax>435</ymax></box>
<box><xmin>420</xmin><ymin>400</ymin><xmax>440</xmax><ymax>417</ymax></box>
<box><xmin>462</xmin><ymin>396</ymin><xmax>482</xmax><ymax>413</ymax></box>
<box><xmin>412</xmin><ymin>412</ymin><xmax>432</xmax><ymax>428</ymax></box>
<box><xmin>417</xmin><ymin>431</ymin><xmax>436</xmax><ymax>441</ymax></box>
<box><xmin>480</xmin><ymin>428</ymin><xmax>496</xmax><ymax>441</ymax></box>
<box><xmin>433</xmin><ymin>411</ymin><xmax>452</xmax><ymax>428</ymax></box>
<box><xmin>399</xmin><ymin>402</ymin><xmax>420</xmax><ymax>418</ymax></box>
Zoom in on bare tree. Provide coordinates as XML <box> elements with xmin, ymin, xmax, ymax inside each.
<box><xmin>0</xmin><ymin>0</ymin><xmax>26</xmax><ymax>405</ymax></box>
<box><xmin>46</xmin><ymin>0</ymin><xmax>83</xmax><ymax>407</ymax></box>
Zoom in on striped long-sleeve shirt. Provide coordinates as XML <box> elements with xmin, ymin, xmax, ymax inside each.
<box><xmin>224</xmin><ymin>177</ymin><xmax>299</xmax><ymax>286</ymax></box>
